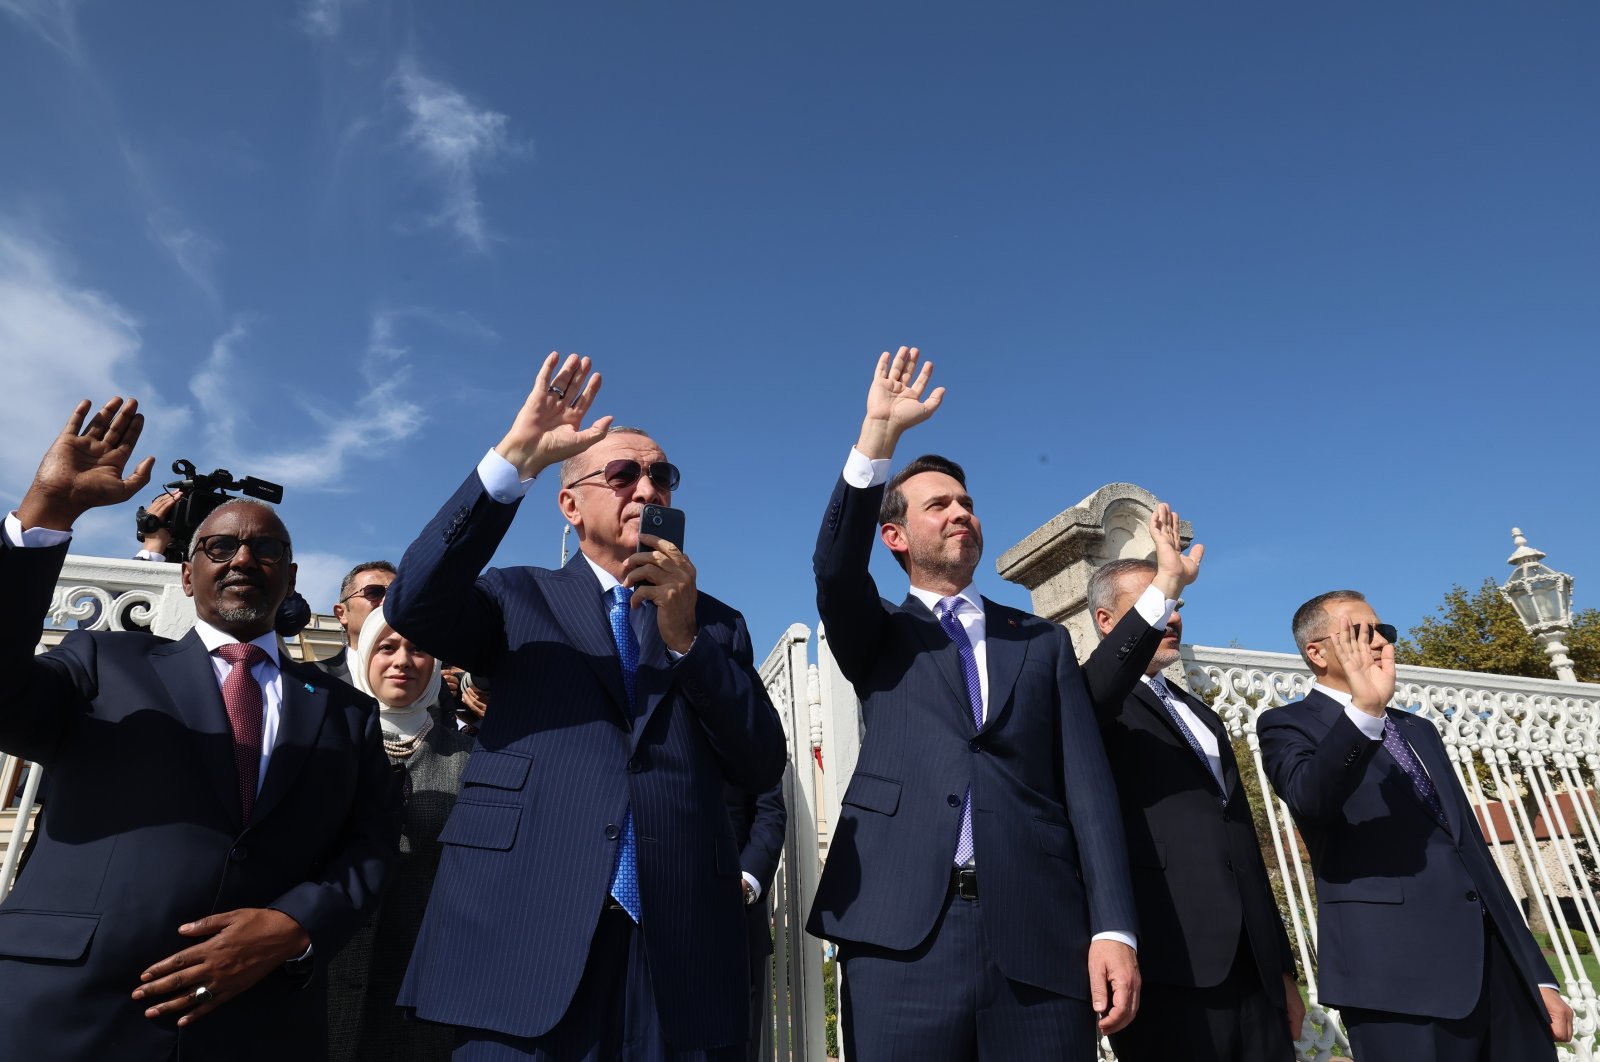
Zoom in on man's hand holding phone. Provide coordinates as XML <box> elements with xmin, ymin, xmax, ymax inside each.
<box><xmin>622</xmin><ymin>505</ymin><xmax>697</xmax><ymax>655</ymax></box>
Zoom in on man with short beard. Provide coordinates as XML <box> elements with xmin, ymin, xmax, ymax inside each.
<box><xmin>0</xmin><ymin>397</ymin><xmax>399</xmax><ymax>1062</ymax></box>
<box><xmin>1083</xmin><ymin>549</ymin><xmax>1302</xmax><ymax>1062</ymax></box>
<box><xmin>807</xmin><ymin>348</ymin><xmax>1138</xmax><ymax>1061</ymax></box>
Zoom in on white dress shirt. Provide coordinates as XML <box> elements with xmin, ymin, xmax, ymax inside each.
<box><xmin>1143</xmin><ymin>673</ymin><xmax>1225</xmax><ymax>793</ymax></box>
<box><xmin>843</xmin><ymin>450</ymin><xmax>1136</xmax><ymax>951</ymax></box>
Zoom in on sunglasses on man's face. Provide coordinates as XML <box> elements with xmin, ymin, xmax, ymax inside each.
<box><xmin>565</xmin><ymin>459</ymin><xmax>681</xmax><ymax>493</ymax></box>
<box><xmin>1310</xmin><ymin>622</ymin><xmax>1398</xmax><ymax>645</ymax></box>
<box><xmin>340</xmin><ymin>583</ymin><xmax>387</xmax><ymax>606</ymax></box>
<box><xmin>191</xmin><ymin>534</ymin><xmax>292</xmax><ymax>564</ymax></box>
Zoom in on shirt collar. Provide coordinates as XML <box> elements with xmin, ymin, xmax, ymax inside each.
<box><xmin>907</xmin><ymin>583</ymin><xmax>982</xmax><ymax>617</ymax></box>
<box><xmin>1311</xmin><ymin>681</ymin><xmax>1355</xmax><ymax>708</ymax></box>
<box><xmin>581</xmin><ymin>552</ymin><xmax>622</xmax><ymax>595</ymax></box>
<box><xmin>193</xmin><ymin>619</ymin><xmax>281</xmax><ymax>667</ymax></box>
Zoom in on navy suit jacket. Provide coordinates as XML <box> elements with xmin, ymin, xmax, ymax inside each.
<box><xmin>805</xmin><ymin>476</ymin><xmax>1136</xmax><ymax>1000</ymax></box>
<box><xmin>1084</xmin><ymin>609</ymin><xmax>1294</xmax><ymax>995</ymax></box>
<box><xmin>389</xmin><ymin>470</ymin><xmax>787</xmax><ymax>1049</ymax></box>
<box><xmin>725</xmin><ymin>777</ymin><xmax>787</xmax><ymax>963</ymax></box>
<box><xmin>0</xmin><ymin>539</ymin><xmax>399</xmax><ymax>1062</ymax></box>
<box><xmin>1258</xmin><ymin>690</ymin><xmax>1556</xmax><ymax>1019</ymax></box>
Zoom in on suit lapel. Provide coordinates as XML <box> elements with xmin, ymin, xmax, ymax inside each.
<box><xmin>979</xmin><ymin>599</ymin><xmax>1024</xmax><ymax>734</ymax></box>
<box><xmin>253</xmin><ymin>659</ymin><xmax>330</xmax><ymax>825</ymax></box>
<box><xmin>536</xmin><ymin>557</ymin><xmax>630</xmax><ymax>718</ymax></box>
<box><xmin>902</xmin><ymin>595</ymin><xmax>978</xmax><ymax>727</ymax></box>
<box><xmin>152</xmin><ymin>630</ymin><xmax>244</xmax><ymax>828</ymax></box>
<box><xmin>1132</xmin><ymin>680</ymin><xmax>1229</xmax><ymax>793</ymax></box>
<box><xmin>631</xmin><ymin>600</ymin><xmax>673</xmax><ymax>750</ymax></box>
<box><xmin>1392</xmin><ymin>710</ymin><xmax>1462</xmax><ymax>841</ymax></box>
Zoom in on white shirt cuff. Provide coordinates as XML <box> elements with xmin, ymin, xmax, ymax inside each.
<box><xmin>1131</xmin><ymin>584</ymin><xmax>1176</xmax><ymax>631</ymax></box>
<box><xmin>476</xmin><ymin>449</ymin><xmax>536</xmax><ymax>504</ymax></box>
<box><xmin>4</xmin><ymin>512</ymin><xmax>73</xmax><ymax>549</ymax></box>
<box><xmin>742</xmin><ymin>871</ymin><xmax>762</xmax><ymax>900</ymax></box>
<box><xmin>1092</xmin><ymin>930</ymin><xmax>1137</xmax><ymax>951</ymax></box>
<box><xmin>1345</xmin><ymin>705</ymin><xmax>1387</xmax><ymax>740</ymax></box>
<box><xmin>843</xmin><ymin>448</ymin><xmax>891</xmax><ymax>489</ymax></box>
<box><xmin>134</xmin><ymin>549</ymin><xmax>168</xmax><ymax>562</ymax></box>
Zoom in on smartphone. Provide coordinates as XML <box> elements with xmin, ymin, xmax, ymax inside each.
<box><xmin>637</xmin><ymin>504</ymin><xmax>686</xmax><ymax>553</ymax></box>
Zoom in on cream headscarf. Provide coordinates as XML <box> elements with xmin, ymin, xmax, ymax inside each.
<box><xmin>351</xmin><ymin>605</ymin><xmax>442</xmax><ymax>742</ymax></box>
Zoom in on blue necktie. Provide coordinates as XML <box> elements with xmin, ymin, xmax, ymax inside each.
<box><xmin>607</xmin><ymin>585</ymin><xmax>642</xmax><ymax>921</ymax></box>
<box><xmin>936</xmin><ymin>597</ymin><xmax>983</xmax><ymax>866</ymax></box>
<box><xmin>1383</xmin><ymin>715</ymin><xmax>1449</xmax><ymax>829</ymax></box>
<box><xmin>1148</xmin><ymin>674</ymin><xmax>1227</xmax><ymax>807</ymax></box>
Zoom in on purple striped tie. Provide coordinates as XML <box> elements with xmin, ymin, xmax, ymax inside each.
<box><xmin>936</xmin><ymin>597</ymin><xmax>983</xmax><ymax>866</ymax></box>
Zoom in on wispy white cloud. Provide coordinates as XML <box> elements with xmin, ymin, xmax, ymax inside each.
<box><xmin>291</xmin><ymin>549</ymin><xmax>360</xmax><ymax>612</ymax></box>
<box><xmin>0</xmin><ymin>223</ymin><xmax>186</xmax><ymax>542</ymax></box>
<box><xmin>0</xmin><ymin>0</ymin><xmax>84</xmax><ymax>61</ymax></box>
<box><xmin>147</xmin><ymin>208</ymin><xmax>222</xmax><ymax>311</ymax></box>
<box><xmin>394</xmin><ymin>59</ymin><xmax>523</xmax><ymax>253</ymax></box>
<box><xmin>296</xmin><ymin>0</ymin><xmax>356</xmax><ymax>41</ymax></box>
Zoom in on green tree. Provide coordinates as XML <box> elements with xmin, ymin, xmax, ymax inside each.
<box><xmin>1395</xmin><ymin>578</ymin><xmax>1600</xmax><ymax>683</ymax></box>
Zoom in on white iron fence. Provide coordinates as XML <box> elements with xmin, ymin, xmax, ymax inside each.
<box><xmin>9</xmin><ymin>558</ymin><xmax>1600</xmax><ymax>1062</ymax></box>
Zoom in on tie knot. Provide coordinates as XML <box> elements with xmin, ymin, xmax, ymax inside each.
<box><xmin>1147</xmin><ymin>674</ymin><xmax>1170</xmax><ymax>697</ymax></box>
<box><xmin>936</xmin><ymin>596</ymin><xmax>964</xmax><ymax>620</ymax></box>
<box><xmin>610</xmin><ymin>584</ymin><xmax>633</xmax><ymax>610</ymax></box>
<box><xmin>215</xmin><ymin>642</ymin><xmax>268</xmax><ymax>669</ymax></box>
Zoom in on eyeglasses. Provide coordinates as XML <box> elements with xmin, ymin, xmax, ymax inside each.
<box><xmin>565</xmin><ymin>459</ymin><xmax>681</xmax><ymax>493</ymax></box>
<box><xmin>340</xmin><ymin>584</ymin><xmax>388</xmax><ymax>606</ymax></box>
<box><xmin>191</xmin><ymin>534</ymin><xmax>292</xmax><ymax>564</ymax></box>
<box><xmin>1310</xmin><ymin>622</ymin><xmax>1397</xmax><ymax>645</ymax></box>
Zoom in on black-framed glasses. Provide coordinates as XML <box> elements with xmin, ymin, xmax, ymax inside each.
<box><xmin>340</xmin><ymin>584</ymin><xmax>387</xmax><ymax>606</ymax></box>
<box><xmin>1310</xmin><ymin>622</ymin><xmax>1397</xmax><ymax>645</ymax></box>
<box><xmin>566</xmin><ymin>459</ymin><xmax>680</xmax><ymax>493</ymax></box>
<box><xmin>191</xmin><ymin>534</ymin><xmax>292</xmax><ymax>564</ymax></box>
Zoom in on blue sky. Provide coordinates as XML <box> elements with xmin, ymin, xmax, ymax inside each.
<box><xmin>3</xmin><ymin>2</ymin><xmax>1597</xmax><ymax>662</ymax></box>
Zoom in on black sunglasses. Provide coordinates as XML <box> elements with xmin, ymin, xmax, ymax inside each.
<box><xmin>1310</xmin><ymin>622</ymin><xmax>1397</xmax><ymax>645</ymax></box>
<box><xmin>340</xmin><ymin>584</ymin><xmax>387</xmax><ymax>606</ymax></box>
<box><xmin>565</xmin><ymin>459</ymin><xmax>680</xmax><ymax>493</ymax></box>
<box><xmin>191</xmin><ymin>534</ymin><xmax>292</xmax><ymax>564</ymax></box>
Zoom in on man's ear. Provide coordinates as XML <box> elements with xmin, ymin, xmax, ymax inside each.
<box><xmin>180</xmin><ymin>561</ymin><xmax>195</xmax><ymax>600</ymax></box>
<box><xmin>1093</xmin><ymin>607</ymin><xmax>1115</xmax><ymax>638</ymax></box>
<box><xmin>558</xmin><ymin>488</ymin><xmax>582</xmax><ymax>529</ymax></box>
<box><xmin>879</xmin><ymin>522</ymin><xmax>908</xmax><ymax>559</ymax></box>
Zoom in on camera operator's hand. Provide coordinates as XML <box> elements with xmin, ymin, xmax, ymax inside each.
<box><xmin>139</xmin><ymin>491</ymin><xmax>178</xmax><ymax>557</ymax></box>
<box><xmin>19</xmin><ymin>398</ymin><xmax>154</xmax><ymax>533</ymax></box>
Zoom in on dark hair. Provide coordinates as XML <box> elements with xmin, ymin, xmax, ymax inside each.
<box><xmin>1087</xmin><ymin>558</ymin><xmax>1158</xmax><ymax>620</ymax></box>
<box><xmin>1291</xmin><ymin>589</ymin><xmax>1368</xmax><ymax>663</ymax></box>
<box><xmin>339</xmin><ymin>560</ymin><xmax>398</xmax><ymax>602</ymax></box>
<box><xmin>878</xmin><ymin>455</ymin><xmax>968</xmax><ymax>573</ymax></box>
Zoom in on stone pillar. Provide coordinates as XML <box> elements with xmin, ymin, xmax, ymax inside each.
<box><xmin>995</xmin><ymin>483</ymin><xmax>1190</xmax><ymax>660</ymax></box>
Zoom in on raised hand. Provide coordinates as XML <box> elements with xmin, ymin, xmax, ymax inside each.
<box><xmin>494</xmin><ymin>352</ymin><xmax>614</xmax><ymax>480</ymax></box>
<box><xmin>18</xmin><ymin>398</ymin><xmax>155</xmax><ymax>533</ymax></box>
<box><xmin>1149</xmin><ymin>502</ymin><xmax>1204</xmax><ymax>601</ymax></box>
<box><xmin>856</xmin><ymin>346</ymin><xmax>945</xmax><ymax>460</ymax></box>
<box><xmin>1327</xmin><ymin>618</ymin><xmax>1396</xmax><ymax>715</ymax></box>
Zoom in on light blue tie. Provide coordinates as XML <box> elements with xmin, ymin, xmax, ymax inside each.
<box><xmin>607</xmin><ymin>585</ymin><xmax>642</xmax><ymax>921</ymax></box>
<box><xmin>936</xmin><ymin>597</ymin><xmax>983</xmax><ymax>866</ymax></box>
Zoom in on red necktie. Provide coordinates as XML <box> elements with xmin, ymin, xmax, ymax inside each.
<box><xmin>214</xmin><ymin>642</ymin><xmax>268</xmax><ymax>820</ymax></box>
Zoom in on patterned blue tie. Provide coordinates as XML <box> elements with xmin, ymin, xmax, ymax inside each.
<box><xmin>1148</xmin><ymin>674</ymin><xmax>1227</xmax><ymax>807</ymax></box>
<box><xmin>1383</xmin><ymin>715</ymin><xmax>1449</xmax><ymax>828</ymax></box>
<box><xmin>607</xmin><ymin>585</ymin><xmax>642</xmax><ymax>921</ymax></box>
<box><xmin>936</xmin><ymin>597</ymin><xmax>984</xmax><ymax>866</ymax></box>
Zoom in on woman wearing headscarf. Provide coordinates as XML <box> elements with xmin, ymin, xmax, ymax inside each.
<box><xmin>327</xmin><ymin>606</ymin><xmax>471</xmax><ymax>1062</ymax></box>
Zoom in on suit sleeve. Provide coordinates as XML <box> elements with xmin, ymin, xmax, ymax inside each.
<box><xmin>1257</xmin><ymin>706</ymin><xmax>1383</xmax><ymax>825</ymax></box>
<box><xmin>813</xmin><ymin>477</ymin><xmax>889</xmax><ymax>683</ymax></box>
<box><xmin>674</xmin><ymin>606</ymin><xmax>788</xmax><ymax>792</ymax></box>
<box><xmin>0</xmin><ymin>539</ymin><xmax>97</xmax><ymax>764</ymax></box>
<box><xmin>1055</xmin><ymin>625</ymin><xmax>1139</xmax><ymax>938</ymax></box>
<box><xmin>386</xmin><ymin>470</ymin><xmax>516</xmax><ymax>675</ymax></box>
<box><xmin>740</xmin><ymin>774</ymin><xmax>788</xmax><ymax>895</ymax></box>
<box><xmin>268</xmin><ymin>698</ymin><xmax>402</xmax><ymax>956</ymax></box>
<box><xmin>1082</xmin><ymin>607</ymin><xmax>1163</xmax><ymax>723</ymax></box>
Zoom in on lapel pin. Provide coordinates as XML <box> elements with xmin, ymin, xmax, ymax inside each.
<box><xmin>303</xmin><ymin>682</ymin><xmax>315</xmax><ymax>693</ymax></box>
<box><xmin>1008</xmin><ymin>618</ymin><xmax>1019</xmax><ymax>627</ymax></box>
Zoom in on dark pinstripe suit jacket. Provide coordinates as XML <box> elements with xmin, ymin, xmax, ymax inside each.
<box><xmin>1260</xmin><ymin>691</ymin><xmax>1555</xmax><ymax>1020</ymax></box>
<box><xmin>0</xmin><ymin>539</ymin><xmax>399</xmax><ymax>1062</ymax></box>
<box><xmin>388</xmin><ymin>470</ymin><xmax>787</xmax><ymax>1049</ymax></box>
<box><xmin>805</xmin><ymin>477</ymin><xmax>1137</xmax><ymax>1000</ymax></box>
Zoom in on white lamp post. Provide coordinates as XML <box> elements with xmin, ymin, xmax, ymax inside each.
<box><xmin>1499</xmin><ymin>528</ymin><xmax>1578</xmax><ymax>682</ymax></box>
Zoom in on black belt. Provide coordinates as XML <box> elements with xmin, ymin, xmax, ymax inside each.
<box><xmin>950</xmin><ymin>865</ymin><xmax>978</xmax><ymax>901</ymax></box>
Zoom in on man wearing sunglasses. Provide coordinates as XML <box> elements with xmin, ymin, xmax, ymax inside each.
<box><xmin>0</xmin><ymin>397</ymin><xmax>398</xmax><ymax>1062</ymax></box>
<box><xmin>315</xmin><ymin>561</ymin><xmax>398</xmax><ymax>686</ymax></box>
<box><xmin>385</xmin><ymin>353</ymin><xmax>786</xmax><ymax>1062</ymax></box>
<box><xmin>1259</xmin><ymin>591</ymin><xmax>1572</xmax><ymax>1061</ymax></box>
